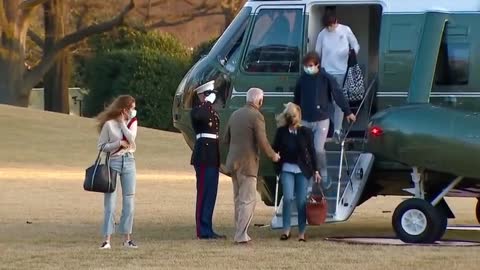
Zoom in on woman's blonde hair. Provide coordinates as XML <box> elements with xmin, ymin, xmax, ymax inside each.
<box><xmin>276</xmin><ymin>102</ymin><xmax>302</xmax><ymax>128</ymax></box>
<box><xmin>96</xmin><ymin>95</ymin><xmax>135</xmax><ymax>133</ymax></box>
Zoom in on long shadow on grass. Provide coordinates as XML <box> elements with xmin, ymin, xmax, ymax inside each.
<box><xmin>6</xmin><ymin>221</ymin><xmax>480</xmax><ymax>244</ymax></box>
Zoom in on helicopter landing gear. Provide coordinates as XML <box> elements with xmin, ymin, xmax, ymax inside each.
<box><xmin>392</xmin><ymin>198</ymin><xmax>446</xmax><ymax>243</ymax></box>
<box><xmin>476</xmin><ymin>198</ymin><xmax>480</xmax><ymax>224</ymax></box>
<box><xmin>392</xmin><ymin>167</ymin><xmax>463</xmax><ymax>243</ymax></box>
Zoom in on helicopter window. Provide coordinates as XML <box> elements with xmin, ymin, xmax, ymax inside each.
<box><xmin>434</xmin><ymin>42</ymin><xmax>470</xmax><ymax>87</ymax></box>
<box><xmin>242</xmin><ymin>8</ymin><xmax>303</xmax><ymax>73</ymax></box>
<box><xmin>210</xmin><ymin>7</ymin><xmax>251</xmax><ymax>67</ymax></box>
<box><xmin>224</xmin><ymin>32</ymin><xmax>246</xmax><ymax>72</ymax></box>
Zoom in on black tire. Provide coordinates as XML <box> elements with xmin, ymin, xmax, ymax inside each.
<box><xmin>476</xmin><ymin>198</ymin><xmax>480</xmax><ymax>224</ymax></box>
<box><xmin>392</xmin><ymin>198</ymin><xmax>446</xmax><ymax>243</ymax></box>
<box><xmin>432</xmin><ymin>209</ymin><xmax>448</xmax><ymax>241</ymax></box>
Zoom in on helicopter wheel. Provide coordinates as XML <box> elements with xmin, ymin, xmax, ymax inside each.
<box><xmin>476</xmin><ymin>198</ymin><xmax>480</xmax><ymax>224</ymax></box>
<box><xmin>392</xmin><ymin>198</ymin><xmax>447</xmax><ymax>244</ymax></box>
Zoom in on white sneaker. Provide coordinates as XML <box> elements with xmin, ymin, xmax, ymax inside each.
<box><xmin>99</xmin><ymin>241</ymin><xmax>111</xmax><ymax>249</ymax></box>
<box><xmin>123</xmin><ymin>240</ymin><xmax>138</xmax><ymax>249</ymax></box>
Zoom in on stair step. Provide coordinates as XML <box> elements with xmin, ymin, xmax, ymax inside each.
<box><xmin>325</xmin><ymin>152</ymin><xmax>361</xmax><ymax>167</ymax></box>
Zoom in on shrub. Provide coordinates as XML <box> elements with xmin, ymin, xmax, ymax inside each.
<box><xmin>84</xmin><ymin>29</ymin><xmax>190</xmax><ymax>131</ymax></box>
<box><xmin>90</xmin><ymin>27</ymin><xmax>190</xmax><ymax>58</ymax></box>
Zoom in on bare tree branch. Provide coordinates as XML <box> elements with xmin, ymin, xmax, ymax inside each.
<box><xmin>138</xmin><ymin>0</ymin><xmax>166</xmax><ymax>9</ymax></box>
<box><xmin>0</xmin><ymin>1</ymin><xmax>7</xmax><ymax>26</ymax></box>
<box><xmin>19</xmin><ymin>0</ymin><xmax>52</xmax><ymax>10</ymax></box>
<box><xmin>147</xmin><ymin>10</ymin><xmax>223</xmax><ymax>29</ymax></box>
<box><xmin>23</xmin><ymin>0</ymin><xmax>136</xmax><ymax>91</ymax></box>
<box><xmin>27</xmin><ymin>29</ymin><xmax>44</xmax><ymax>48</ymax></box>
<box><xmin>144</xmin><ymin>0</ymin><xmax>219</xmax><ymax>29</ymax></box>
<box><xmin>0</xmin><ymin>1</ymin><xmax>15</xmax><ymax>37</ymax></box>
<box><xmin>134</xmin><ymin>8</ymin><xmax>147</xmax><ymax>18</ymax></box>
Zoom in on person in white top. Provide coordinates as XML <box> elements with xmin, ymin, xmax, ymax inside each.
<box><xmin>96</xmin><ymin>95</ymin><xmax>138</xmax><ymax>249</ymax></box>
<box><xmin>315</xmin><ymin>9</ymin><xmax>360</xmax><ymax>142</ymax></box>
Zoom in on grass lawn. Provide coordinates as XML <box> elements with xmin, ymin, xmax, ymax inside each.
<box><xmin>1</xmin><ymin>104</ymin><xmax>480</xmax><ymax>270</ymax></box>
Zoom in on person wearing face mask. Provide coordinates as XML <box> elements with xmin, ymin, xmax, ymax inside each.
<box><xmin>293</xmin><ymin>52</ymin><xmax>355</xmax><ymax>190</ymax></box>
<box><xmin>315</xmin><ymin>7</ymin><xmax>360</xmax><ymax>142</ymax></box>
<box><xmin>96</xmin><ymin>95</ymin><xmax>138</xmax><ymax>249</ymax></box>
<box><xmin>272</xmin><ymin>102</ymin><xmax>320</xmax><ymax>242</ymax></box>
<box><xmin>190</xmin><ymin>80</ymin><xmax>226</xmax><ymax>240</ymax></box>
<box><xmin>224</xmin><ymin>87</ymin><xmax>280</xmax><ymax>244</ymax></box>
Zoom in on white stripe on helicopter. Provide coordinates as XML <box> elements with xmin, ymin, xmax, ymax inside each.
<box><xmin>231</xmin><ymin>91</ymin><xmax>480</xmax><ymax>98</ymax></box>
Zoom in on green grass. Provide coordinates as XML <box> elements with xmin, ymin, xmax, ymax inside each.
<box><xmin>1</xmin><ymin>104</ymin><xmax>480</xmax><ymax>270</ymax></box>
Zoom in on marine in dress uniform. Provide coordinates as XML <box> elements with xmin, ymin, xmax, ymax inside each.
<box><xmin>190</xmin><ymin>80</ymin><xmax>225</xmax><ymax>240</ymax></box>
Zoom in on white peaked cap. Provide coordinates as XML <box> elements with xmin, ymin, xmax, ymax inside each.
<box><xmin>194</xmin><ymin>80</ymin><xmax>215</xmax><ymax>94</ymax></box>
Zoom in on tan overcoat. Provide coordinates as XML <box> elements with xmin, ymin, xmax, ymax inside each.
<box><xmin>224</xmin><ymin>103</ymin><xmax>276</xmax><ymax>177</ymax></box>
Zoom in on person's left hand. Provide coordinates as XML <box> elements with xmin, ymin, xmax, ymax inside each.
<box><xmin>272</xmin><ymin>152</ymin><xmax>281</xmax><ymax>163</ymax></box>
<box><xmin>314</xmin><ymin>172</ymin><xmax>322</xmax><ymax>183</ymax></box>
<box><xmin>346</xmin><ymin>113</ymin><xmax>356</xmax><ymax>123</ymax></box>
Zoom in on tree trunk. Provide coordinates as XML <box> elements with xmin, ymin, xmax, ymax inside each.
<box><xmin>0</xmin><ymin>72</ymin><xmax>20</xmax><ymax>106</ymax></box>
<box><xmin>0</xmin><ymin>0</ymin><xmax>134</xmax><ymax>107</ymax></box>
<box><xmin>0</xmin><ymin>53</ymin><xmax>28</xmax><ymax>106</ymax></box>
<box><xmin>43</xmin><ymin>0</ymin><xmax>70</xmax><ymax>114</ymax></box>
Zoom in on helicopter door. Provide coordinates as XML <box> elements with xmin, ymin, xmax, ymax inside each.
<box><xmin>233</xmin><ymin>4</ymin><xmax>305</xmax><ymax>100</ymax></box>
<box><xmin>376</xmin><ymin>13</ymin><xmax>426</xmax><ymax>111</ymax></box>
<box><xmin>430</xmin><ymin>15</ymin><xmax>479</xmax><ymax>112</ymax></box>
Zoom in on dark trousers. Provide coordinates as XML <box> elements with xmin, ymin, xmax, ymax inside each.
<box><xmin>194</xmin><ymin>165</ymin><xmax>219</xmax><ymax>237</ymax></box>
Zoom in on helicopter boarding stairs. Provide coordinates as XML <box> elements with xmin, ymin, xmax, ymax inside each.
<box><xmin>270</xmin><ymin>150</ymin><xmax>375</xmax><ymax>228</ymax></box>
<box><xmin>271</xmin><ymin>76</ymin><xmax>377</xmax><ymax>228</ymax></box>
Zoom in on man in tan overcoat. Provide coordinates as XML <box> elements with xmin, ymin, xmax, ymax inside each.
<box><xmin>224</xmin><ymin>88</ymin><xmax>280</xmax><ymax>244</ymax></box>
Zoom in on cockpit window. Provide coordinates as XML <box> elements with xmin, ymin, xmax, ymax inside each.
<box><xmin>242</xmin><ymin>8</ymin><xmax>303</xmax><ymax>73</ymax></box>
<box><xmin>210</xmin><ymin>7</ymin><xmax>252</xmax><ymax>67</ymax></box>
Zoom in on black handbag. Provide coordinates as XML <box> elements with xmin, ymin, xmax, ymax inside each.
<box><xmin>342</xmin><ymin>48</ymin><xmax>366</xmax><ymax>102</ymax></box>
<box><xmin>84</xmin><ymin>146</ymin><xmax>117</xmax><ymax>193</ymax></box>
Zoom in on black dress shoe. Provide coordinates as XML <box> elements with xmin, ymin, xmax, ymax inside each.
<box><xmin>198</xmin><ymin>233</ymin><xmax>226</xmax><ymax>240</ymax></box>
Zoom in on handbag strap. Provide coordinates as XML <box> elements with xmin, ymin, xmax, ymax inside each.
<box><xmin>347</xmin><ymin>46</ymin><xmax>358</xmax><ymax>67</ymax></box>
<box><xmin>95</xmin><ymin>144</ymin><xmax>107</xmax><ymax>164</ymax></box>
<box><xmin>311</xmin><ymin>181</ymin><xmax>325</xmax><ymax>198</ymax></box>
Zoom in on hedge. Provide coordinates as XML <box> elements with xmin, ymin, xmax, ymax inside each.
<box><xmin>83</xmin><ymin>28</ymin><xmax>191</xmax><ymax>131</ymax></box>
<box><xmin>84</xmin><ymin>49</ymin><xmax>189</xmax><ymax>131</ymax></box>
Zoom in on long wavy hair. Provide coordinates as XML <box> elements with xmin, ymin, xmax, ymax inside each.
<box><xmin>276</xmin><ymin>102</ymin><xmax>302</xmax><ymax>128</ymax></box>
<box><xmin>96</xmin><ymin>95</ymin><xmax>135</xmax><ymax>133</ymax></box>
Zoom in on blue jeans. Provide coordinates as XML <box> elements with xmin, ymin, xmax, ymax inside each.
<box><xmin>302</xmin><ymin>120</ymin><xmax>329</xmax><ymax>179</ymax></box>
<box><xmin>103</xmin><ymin>153</ymin><xmax>136</xmax><ymax>236</ymax></box>
<box><xmin>281</xmin><ymin>171</ymin><xmax>308</xmax><ymax>233</ymax></box>
<box><xmin>332</xmin><ymin>73</ymin><xmax>347</xmax><ymax>132</ymax></box>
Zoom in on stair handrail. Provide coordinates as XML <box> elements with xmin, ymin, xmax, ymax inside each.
<box><xmin>335</xmin><ymin>74</ymin><xmax>378</xmax><ymax>212</ymax></box>
<box><xmin>342</xmin><ymin>74</ymin><xmax>378</xmax><ymax>141</ymax></box>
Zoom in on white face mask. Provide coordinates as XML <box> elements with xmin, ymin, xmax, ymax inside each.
<box><xmin>205</xmin><ymin>93</ymin><xmax>216</xmax><ymax>104</ymax></box>
<box><xmin>303</xmin><ymin>65</ymin><xmax>319</xmax><ymax>75</ymax></box>
<box><xmin>129</xmin><ymin>109</ymin><xmax>137</xmax><ymax>119</ymax></box>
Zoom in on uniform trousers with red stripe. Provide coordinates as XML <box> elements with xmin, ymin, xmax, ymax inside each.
<box><xmin>194</xmin><ymin>165</ymin><xmax>219</xmax><ymax>238</ymax></box>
